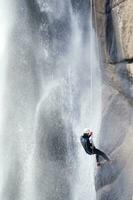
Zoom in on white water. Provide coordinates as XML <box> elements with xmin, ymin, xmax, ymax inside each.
<box><xmin>0</xmin><ymin>0</ymin><xmax>102</xmax><ymax>200</ymax></box>
<box><xmin>0</xmin><ymin>1</ymin><xmax>14</xmax><ymax>199</ymax></box>
<box><xmin>71</xmin><ymin>2</ymin><xmax>102</xmax><ymax>200</ymax></box>
<box><xmin>0</xmin><ymin>0</ymin><xmax>13</xmax><ymax>138</ymax></box>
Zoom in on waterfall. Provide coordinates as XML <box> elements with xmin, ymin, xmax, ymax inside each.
<box><xmin>73</xmin><ymin>1</ymin><xmax>102</xmax><ymax>199</ymax></box>
<box><xmin>0</xmin><ymin>0</ymin><xmax>14</xmax><ymax>199</ymax></box>
<box><xmin>0</xmin><ymin>0</ymin><xmax>101</xmax><ymax>200</ymax></box>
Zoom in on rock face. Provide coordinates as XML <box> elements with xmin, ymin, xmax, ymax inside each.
<box><xmin>93</xmin><ymin>0</ymin><xmax>133</xmax><ymax>199</ymax></box>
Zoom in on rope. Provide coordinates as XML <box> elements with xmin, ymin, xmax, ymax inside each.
<box><xmin>92</xmin><ymin>0</ymin><xmax>102</xmax><ymax>64</ymax></box>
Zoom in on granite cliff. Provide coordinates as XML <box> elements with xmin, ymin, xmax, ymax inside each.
<box><xmin>93</xmin><ymin>0</ymin><xmax>133</xmax><ymax>199</ymax></box>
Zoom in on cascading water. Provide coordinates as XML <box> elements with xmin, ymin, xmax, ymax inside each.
<box><xmin>0</xmin><ymin>0</ymin><xmax>101</xmax><ymax>200</ymax></box>
<box><xmin>0</xmin><ymin>1</ymin><xmax>15</xmax><ymax>199</ymax></box>
<box><xmin>73</xmin><ymin>2</ymin><xmax>102</xmax><ymax>200</ymax></box>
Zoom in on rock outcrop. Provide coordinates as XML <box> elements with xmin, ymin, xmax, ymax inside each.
<box><xmin>93</xmin><ymin>0</ymin><xmax>133</xmax><ymax>199</ymax></box>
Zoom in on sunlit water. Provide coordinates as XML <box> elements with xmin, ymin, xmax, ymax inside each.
<box><xmin>0</xmin><ymin>0</ymin><xmax>101</xmax><ymax>200</ymax></box>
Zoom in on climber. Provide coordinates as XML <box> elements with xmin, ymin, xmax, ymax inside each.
<box><xmin>80</xmin><ymin>128</ymin><xmax>110</xmax><ymax>166</ymax></box>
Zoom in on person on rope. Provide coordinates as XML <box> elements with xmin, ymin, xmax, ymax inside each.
<box><xmin>80</xmin><ymin>128</ymin><xmax>111</xmax><ymax>166</ymax></box>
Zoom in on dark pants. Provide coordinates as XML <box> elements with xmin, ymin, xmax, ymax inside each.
<box><xmin>92</xmin><ymin>148</ymin><xmax>110</xmax><ymax>163</ymax></box>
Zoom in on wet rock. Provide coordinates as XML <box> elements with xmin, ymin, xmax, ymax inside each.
<box><xmin>93</xmin><ymin>0</ymin><xmax>133</xmax><ymax>199</ymax></box>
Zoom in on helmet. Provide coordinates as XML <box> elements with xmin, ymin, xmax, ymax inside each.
<box><xmin>83</xmin><ymin>128</ymin><xmax>91</xmax><ymax>134</ymax></box>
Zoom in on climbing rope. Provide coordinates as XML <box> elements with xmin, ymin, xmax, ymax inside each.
<box><xmin>92</xmin><ymin>0</ymin><xmax>102</xmax><ymax>61</ymax></box>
